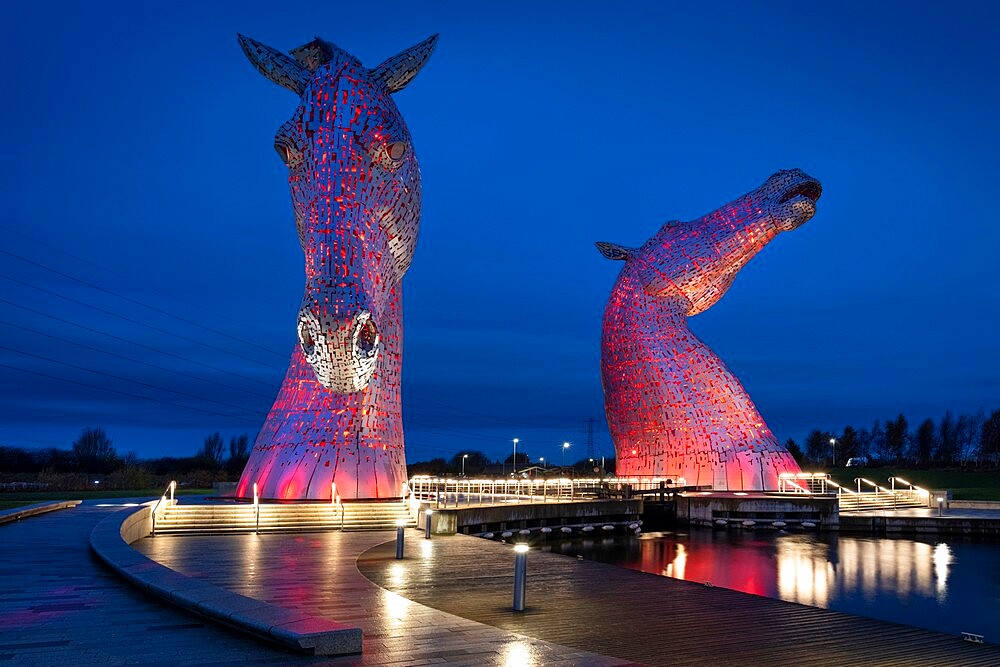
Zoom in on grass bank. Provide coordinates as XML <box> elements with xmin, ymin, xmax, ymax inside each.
<box><xmin>825</xmin><ymin>468</ymin><xmax>1000</xmax><ymax>500</ymax></box>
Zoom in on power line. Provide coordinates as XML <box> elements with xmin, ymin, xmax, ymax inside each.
<box><xmin>0</xmin><ymin>273</ymin><xmax>285</xmax><ymax>376</ymax></box>
<box><xmin>0</xmin><ymin>362</ymin><xmax>262</xmax><ymax>423</ymax></box>
<box><xmin>0</xmin><ymin>247</ymin><xmax>287</xmax><ymax>361</ymax></box>
<box><xmin>0</xmin><ymin>319</ymin><xmax>277</xmax><ymax>402</ymax></box>
<box><xmin>0</xmin><ymin>344</ymin><xmax>267</xmax><ymax>419</ymax></box>
<box><xmin>4</xmin><ymin>227</ymin><xmax>284</xmax><ymax>340</ymax></box>
<box><xmin>0</xmin><ymin>297</ymin><xmax>281</xmax><ymax>393</ymax></box>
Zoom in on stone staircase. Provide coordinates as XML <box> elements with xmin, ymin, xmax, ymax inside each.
<box><xmin>152</xmin><ymin>501</ymin><xmax>414</xmax><ymax>536</ymax></box>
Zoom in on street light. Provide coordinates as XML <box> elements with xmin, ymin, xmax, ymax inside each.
<box><xmin>830</xmin><ymin>438</ymin><xmax>837</xmax><ymax>467</ymax></box>
<box><xmin>512</xmin><ymin>438</ymin><xmax>520</xmax><ymax>476</ymax></box>
<box><xmin>461</xmin><ymin>454</ymin><xmax>468</xmax><ymax>477</ymax></box>
<box><xmin>539</xmin><ymin>457</ymin><xmax>545</xmax><ymax>469</ymax></box>
<box><xmin>562</xmin><ymin>442</ymin><xmax>570</xmax><ymax>469</ymax></box>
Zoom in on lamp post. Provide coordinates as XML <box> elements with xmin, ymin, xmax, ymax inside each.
<box><xmin>562</xmin><ymin>442</ymin><xmax>570</xmax><ymax>469</ymax></box>
<box><xmin>512</xmin><ymin>438</ymin><xmax>519</xmax><ymax>476</ymax></box>
<box><xmin>461</xmin><ymin>454</ymin><xmax>468</xmax><ymax>477</ymax></box>
<box><xmin>830</xmin><ymin>438</ymin><xmax>837</xmax><ymax>467</ymax></box>
<box><xmin>539</xmin><ymin>457</ymin><xmax>545</xmax><ymax>469</ymax></box>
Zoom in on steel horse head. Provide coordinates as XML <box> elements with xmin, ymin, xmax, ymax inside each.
<box><xmin>240</xmin><ymin>33</ymin><xmax>434</xmax><ymax>391</ymax></box>
<box><xmin>236</xmin><ymin>34</ymin><xmax>436</xmax><ymax>500</ymax></box>
<box><xmin>597</xmin><ymin>169</ymin><xmax>822</xmax><ymax>490</ymax></box>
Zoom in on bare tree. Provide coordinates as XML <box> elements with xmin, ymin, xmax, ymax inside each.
<box><xmin>72</xmin><ymin>427</ymin><xmax>118</xmax><ymax>473</ymax></box>
<box><xmin>199</xmin><ymin>432</ymin><xmax>225</xmax><ymax>469</ymax></box>
<box><xmin>227</xmin><ymin>434</ymin><xmax>251</xmax><ymax>473</ymax></box>
<box><xmin>936</xmin><ymin>411</ymin><xmax>959</xmax><ymax>465</ymax></box>
<box><xmin>914</xmin><ymin>418</ymin><xmax>936</xmax><ymax>467</ymax></box>
<box><xmin>981</xmin><ymin>409</ymin><xmax>1000</xmax><ymax>465</ymax></box>
<box><xmin>884</xmin><ymin>415</ymin><xmax>909</xmax><ymax>465</ymax></box>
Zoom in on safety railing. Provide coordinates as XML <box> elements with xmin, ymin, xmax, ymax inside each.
<box><xmin>406</xmin><ymin>475</ymin><xmax>685</xmax><ymax>508</ymax></box>
<box><xmin>777</xmin><ymin>472</ymin><xmax>837</xmax><ymax>494</ymax></box>
<box><xmin>150</xmin><ymin>480</ymin><xmax>176</xmax><ymax>535</ymax></box>
<box><xmin>889</xmin><ymin>476</ymin><xmax>931</xmax><ymax>505</ymax></box>
<box><xmin>253</xmin><ymin>482</ymin><xmax>260</xmax><ymax>532</ymax></box>
<box><xmin>332</xmin><ymin>481</ymin><xmax>344</xmax><ymax>530</ymax></box>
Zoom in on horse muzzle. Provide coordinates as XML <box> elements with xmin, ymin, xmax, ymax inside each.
<box><xmin>297</xmin><ymin>308</ymin><xmax>380</xmax><ymax>392</ymax></box>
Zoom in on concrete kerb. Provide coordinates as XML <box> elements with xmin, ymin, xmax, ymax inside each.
<box><xmin>89</xmin><ymin>504</ymin><xmax>363</xmax><ymax>656</ymax></box>
<box><xmin>0</xmin><ymin>499</ymin><xmax>82</xmax><ymax>525</ymax></box>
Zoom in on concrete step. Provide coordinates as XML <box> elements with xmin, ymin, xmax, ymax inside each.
<box><xmin>156</xmin><ymin>501</ymin><xmax>414</xmax><ymax>535</ymax></box>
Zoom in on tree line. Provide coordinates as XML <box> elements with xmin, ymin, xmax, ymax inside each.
<box><xmin>786</xmin><ymin>408</ymin><xmax>1000</xmax><ymax>468</ymax></box>
<box><xmin>0</xmin><ymin>427</ymin><xmax>253</xmax><ymax>491</ymax></box>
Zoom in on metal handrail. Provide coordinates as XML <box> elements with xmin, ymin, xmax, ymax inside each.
<box><xmin>150</xmin><ymin>480</ymin><xmax>176</xmax><ymax>535</ymax></box>
<box><xmin>253</xmin><ymin>482</ymin><xmax>259</xmax><ymax>533</ymax></box>
<box><xmin>406</xmin><ymin>475</ymin><xmax>679</xmax><ymax>508</ymax></box>
<box><xmin>889</xmin><ymin>476</ymin><xmax>930</xmax><ymax>497</ymax></box>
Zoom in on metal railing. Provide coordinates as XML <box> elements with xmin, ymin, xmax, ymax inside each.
<box><xmin>150</xmin><ymin>480</ymin><xmax>176</xmax><ymax>535</ymax></box>
<box><xmin>253</xmin><ymin>482</ymin><xmax>260</xmax><ymax>532</ymax></box>
<box><xmin>406</xmin><ymin>475</ymin><xmax>685</xmax><ymax>508</ymax></box>
<box><xmin>889</xmin><ymin>476</ymin><xmax>931</xmax><ymax>505</ymax></box>
<box><xmin>332</xmin><ymin>481</ymin><xmax>344</xmax><ymax>530</ymax></box>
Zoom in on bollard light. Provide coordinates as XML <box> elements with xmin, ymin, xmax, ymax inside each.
<box><xmin>424</xmin><ymin>509</ymin><xmax>433</xmax><ymax>539</ymax></box>
<box><xmin>395</xmin><ymin>518</ymin><xmax>407</xmax><ymax>559</ymax></box>
<box><xmin>937</xmin><ymin>496</ymin><xmax>944</xmax><ymax>517</ymax></box>
<box><xmin>513</xmin><ymin>543</ymin><xmax>529</xmax><ymax>611</ymax></box>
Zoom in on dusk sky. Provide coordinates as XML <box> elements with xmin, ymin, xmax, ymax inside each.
<box><xmin>1</xmin><ymin>1</ymin><xmax>998</xmax><ymax>465</ymax></box>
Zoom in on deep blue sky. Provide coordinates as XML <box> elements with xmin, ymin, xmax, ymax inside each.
<box><xmin>1</xmin><ymin>1</ymin><xmax>998</xmax><ymax>464</ymax></box>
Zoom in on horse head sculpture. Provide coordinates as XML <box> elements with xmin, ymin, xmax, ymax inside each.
<box><xmin>236</xmin><ymin>34</ymin><xmax>436</xmax><ymax>500</ymax></box>
<box><xmin>239</xmin><ymin>33</ymin><xmax>434</xmax><ymax>392</ymax></box>
<box><xmin>597</xmin><ymin>169</ymin><xmax>821</xmax><ymax>490</ymax></box>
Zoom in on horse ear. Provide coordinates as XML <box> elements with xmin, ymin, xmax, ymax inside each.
<box><xmin>595</xmin><ymin>242</ymin><xmax>633</xmax><ymax>261</ymax></box>
<box><xmin>238</xmin><ymin>34</ymin><xmax>311</xmax><ymax>95</ymax></box>
<box><xmin>370</xmin><ymin>34</ymin><xmax>439</xmax><ymax>93</ymax></box>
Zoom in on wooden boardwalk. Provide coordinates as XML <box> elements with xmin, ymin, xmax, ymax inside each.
<box><xmin>355</xmin><ymin>534</ymin><xmax>999</xmax><ymax>667</ymax></box>
<box><xmin>137</xmin><ymin>529</ymin><xmax>1000</xmax><ymax>667</ymax></box>
<box><xmin>134</xmin><ymin>530</ymin><xmax>629</xmax><ymax>666</ymax></box>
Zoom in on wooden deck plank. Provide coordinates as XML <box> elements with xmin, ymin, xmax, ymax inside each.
<box><xmin>352</xmin><ymin>534</ymin><xmax>999</xmax><ymax>667</ymax></box>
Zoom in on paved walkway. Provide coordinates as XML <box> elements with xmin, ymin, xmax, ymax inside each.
<box><xmin>0</xmin><ymin>502</ymin><xmax>626</xmax><ymax>666</ymax></box>
<box><xmin>0</xmin><ymin>501</ymin><xmax>328</xmax><ymax>666</ymax></box>
<box><xmin>138</xmin><ymin>529</ymin><xmax>1000</xmax><ymax>667</ymax></box>
<box><xmin>134</xmin><ymin>531</ymin><xmax>628</xmax><ymax>665</ymax></box>
<box><xmin>5</xmin><ymin>501</ymin><xmax>1000</xmax><ymax>666</ymax></box>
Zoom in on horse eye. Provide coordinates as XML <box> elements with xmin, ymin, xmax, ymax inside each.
<box><xmin>274</xmin><ymin>142</ymin><xmax>290</xmax><ymax>165</ymax></box>
<box><xmin>388</xmin><ymin>141</ymin><xmax>407</xmax><ymax>160</ymax></box>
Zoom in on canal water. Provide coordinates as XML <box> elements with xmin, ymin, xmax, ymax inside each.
<box><xmin>543</xmin><ymin>529</ymin><xmax>999</xmax><ymax>639</ymax></box>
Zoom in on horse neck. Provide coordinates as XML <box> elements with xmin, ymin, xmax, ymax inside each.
<box><xmin>603</xmin><ymin>277</ymin><xmax>771</xmax><ymax>433</ymax></box>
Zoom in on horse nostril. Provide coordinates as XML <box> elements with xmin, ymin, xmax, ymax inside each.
<box><xmin>355</xmin><ymin>319</ymin><xmax>379</xmax><ymax>358</ymax></box>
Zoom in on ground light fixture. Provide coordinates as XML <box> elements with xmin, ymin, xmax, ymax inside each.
<box><xmin>513</xmin><ymin>543</ymin><xmax>529</xmax><ymax>611</ymax></box>
<box><xmin>424</xmin><ymin>509</ymin><xmax>433</xmax><ymax>539</ymax></box>
<box><xmin>937</xmin><ymin>497</ymin><xmax>944</xmax><ymax>517</ymax></box>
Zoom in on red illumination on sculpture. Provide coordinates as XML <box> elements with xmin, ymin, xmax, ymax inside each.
<box><xmin>597</xmin><ymin>170</ymin><xmax>822</xmax><ymax>490</ymax></box>
<box><xmin>235</xmin><ymin>33</ymin><xmax>436</xmax><ymax>499</ymax></box>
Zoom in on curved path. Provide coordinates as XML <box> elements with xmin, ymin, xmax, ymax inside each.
<box><xmin>139</xmin><ymin>529</ymin><xmax>1000</xmax><ymax>667</ymax></box>
<box><xmin>5</xmin><ymin>501</ymin><xmax>999</xmax><ymax>666</ymax></box>
<box><xmin>0</xmin><ymin>501</ymin><xmax>328</xmax><ymax>666</ymax></box>
<box><xmin>0</xmin><ymin>501</ymin><xmax>624</xmax><ymax>666</ymax></box>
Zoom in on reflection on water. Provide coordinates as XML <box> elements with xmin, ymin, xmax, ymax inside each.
<box><xmin>545</xmin><ymin>530</ymin><xmax>998</xmax><ymax>639</ymax></box>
